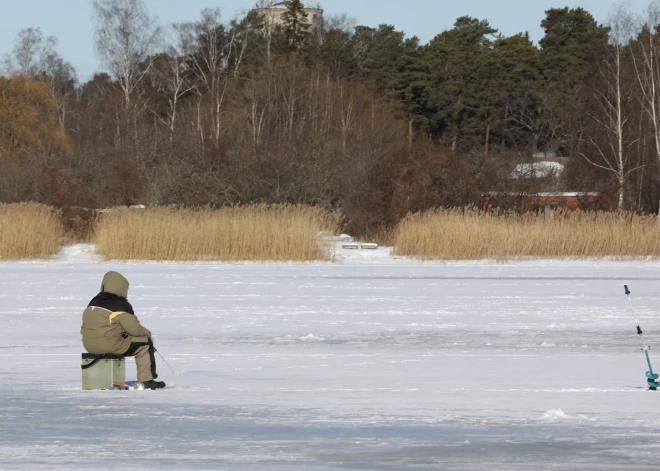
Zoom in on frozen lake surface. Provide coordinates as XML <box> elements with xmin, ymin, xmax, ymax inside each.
<box><xmin>2</xmin><ymin>246</ymin><xmax>660</xmax><ymax>470</ymax></box>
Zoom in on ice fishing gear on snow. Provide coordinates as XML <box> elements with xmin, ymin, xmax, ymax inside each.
<box><xmin>624</xmin><ymin>285</ymin><xmax>660</xmax><ymax>390</ymax></box>
<box><xmin>640</xmin><ymin>347</ymin><xmax>660</xmax><ymax>391</ymax></box>
<box><xmin>110</xmin><ymin>380</ymin><xmax>166</xmax><ymax>390</ymax></box>
<box><xmin>624</xmin><ymin>285</ymin><xmax>644</xmax><ymax>341</ymax></box>
<box><xmin>111</xmin><ymin>381</ymin><xmax>145</xmax><ymax>390</ymax></box>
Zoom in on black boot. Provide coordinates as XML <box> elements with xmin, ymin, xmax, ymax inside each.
<box><xmin>142</xmin><ymin>380</ymin><xmax>166</xmax><ymax>390</ymax></box>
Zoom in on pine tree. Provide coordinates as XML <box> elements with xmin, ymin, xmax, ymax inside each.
<box><xmin>355</xmin><ymin>25</ymin><xmax>406</xmax><ymax>91</ymax></box>
<box><xmin>281</xmin><ymin>0</ymin><xmax>311</xmax><ymax>50</ymax></box>
<box><xmin>488</xmin><ymin>33</ymin><xmax>542</xmax><ymax>152</ymax></box>
<box><xmin>538</xmin><ymin>8</ymin><xmax>610</xmax><ymax>155</ymax></box>
<box><xmin>540</xmin><ymin>7</ymin><xmax>610</xmax><ymax>89</ymax></box>
<box><xmin>354</xmin><ymin>25</ymin><xmax>427</xmax><ymax>148</ymax></box>
<box><xmin>425</xmin><ymin>17</ymin><xmax>497</xmax><ymax>152</ymax></box>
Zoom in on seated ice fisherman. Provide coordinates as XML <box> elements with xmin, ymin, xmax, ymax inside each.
<box><xmin>81</xmin><ymin>271</ymin><xmax>166</xmax><ymax>390</ymax></box>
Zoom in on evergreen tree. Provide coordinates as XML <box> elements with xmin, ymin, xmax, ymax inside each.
<box><xmin>538</xmin><ymin>8</ymin><xmax>610</xmax><ymax>155</ymax></box>
<box><xmin>354</xmin><ymin>25</ymin><xmax>406</xmax><ymax>91</ymax></box>
<box><xmin>540</xmin><ymin>7</ymin><xmax>610</xmax><ymax>88</ymax></box>
<box><xmin>354</xmin><ymin>25</ymin><xmax>427</xmax><ymax>147</ymax></box>
<box><xmin>425</xmin><ymin>17</ymin><xmax>497</xmax><ymax>151</ymax></box>
<box><xmin>488</xmin><ymin>33</ymin><xmax>542</xmax><ymax>151</ymax></box>
<box><xmin>281</xmin><ymin>0</ymin><xmax>311</xmax><ymax>50</ymax></box>
<box><xmin>393</xmin><ymin>36</ymin><xmax>429</xmax><ymax>146</ymax></box>
<box><xmin>318</xmin><ymin>25</ymin><xmax>358</xmax><ymax>79</ymax></box>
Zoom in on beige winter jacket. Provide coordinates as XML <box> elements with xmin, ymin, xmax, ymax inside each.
<box><xmin>81</xmin><ymin>271</ymin><xmax>152</xmax><ymax>355</ymax></box>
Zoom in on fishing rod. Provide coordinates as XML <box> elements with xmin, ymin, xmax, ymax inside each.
<box><xmin>625</xmin><ymin>285</ymin><xmax>660</xmax><ymax>390</ymax></box>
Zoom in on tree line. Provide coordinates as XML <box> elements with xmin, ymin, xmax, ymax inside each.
<box><xmin>2</xmin><ymin>0</ymin><xmax>660</xmax><ymax>234</ymax></box>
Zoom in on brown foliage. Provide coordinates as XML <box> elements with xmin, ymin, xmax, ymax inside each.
<box><xmin>0</xmin><ymin>29</ymin><xmax>631</xmax><ymax>238</ymax></box>
<box><xmin>100</xmin><ymin>156</ymin><xmax>144</xmax><ymax>207</ymax></box>
<box><xmin>344</xmin><ymin>144</ymin><xmax>478</xmax><ymax>235</ymax></box>
<box><xmin>38</xmin><ymin>168</ymin><xmax>97</xmax><ymax>208</ymax></box>
<box><xmin>0</xmin><ymin>76</ymin><xmax>71</xmax><ymax>157</ymax></box>
<box><xmin>59</xmin><ymin>206</ymin><xmax>100</xmax><ymax>242</ymax></box>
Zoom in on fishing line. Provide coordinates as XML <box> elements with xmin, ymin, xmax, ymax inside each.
<box><xmin>625</xmin><ymin>285</ymin><xmax>644</xmax><ymax>346</ymax></box>
<box><xmin>155</xmin><ymin>349</ymin><xmax>176</xmax><ymax>375</ymax></box>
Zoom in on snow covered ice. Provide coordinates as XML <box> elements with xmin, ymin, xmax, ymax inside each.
<box><xmin>2</xmin><ymin>246</ymin><xmax>660</xmax><ymax>469</ymax></box>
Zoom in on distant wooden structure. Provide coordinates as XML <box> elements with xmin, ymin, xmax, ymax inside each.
<box><xmin>480</xmin><ymin>192</ymin><xmax>603</xmax><ymax>213</ymax></box>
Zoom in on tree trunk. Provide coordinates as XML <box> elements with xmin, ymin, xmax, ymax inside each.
<box><xmin>408</xmin><ymin>115</ymin><xmax>413</xmax><ymax>154</ymax></box>
<box><xmin>501</xmin><ymin>103</ymin><xmax>509</xmax><ymax>148</ymax></box>
<box><xmin>169</xmin><ymin>95</ymin><xmax>177</xmax><ymax>143</ymax></box>
<box><xmin>451</xmin><ymin>92</ymin><xmax>462</xmax><ymax>153</ymax></box>
<box><xmin>484</xmin><ymin>120</ymin><xmax>491</xmax><ymax>160</ymax></box>
<box><xmin>196</xmin><ymin>96</ymin><xmax>204</xmax><ymax>144</ymax></box>
<box><xmin>618</xmin><ymin>172</ymin><xmax>625</xmax><ymax>210</ymax></box>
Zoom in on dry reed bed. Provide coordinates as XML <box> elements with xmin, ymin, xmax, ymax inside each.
<box><xmin>0</xmin><ymin>203</ymin><xmax>63</xmax><ymax>260</ymax></box>
<box><xmin>394</xmin><ymin>209</ymin><xmax>660</xmax><ymax>260</ymax></box>
<box><xmin>94</xmin><ymin>205</ymin><xmax>338</xmax><ymax>261</ymax></box>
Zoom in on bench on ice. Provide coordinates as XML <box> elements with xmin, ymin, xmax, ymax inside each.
<box><xmin>81</xmin><ymin>353</ymin><xmax>126</xmax><ymax>390</ymax></box>
<box><xmin>341</xmin><ymin>242</ymin><xmax>379</xmax><ymax>250</ymax></box>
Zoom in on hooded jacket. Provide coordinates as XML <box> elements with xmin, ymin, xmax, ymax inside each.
<box><xmin>81</xmin><ymin>271</ymin><xmax>152</xmax><ymax>354</ymax></box>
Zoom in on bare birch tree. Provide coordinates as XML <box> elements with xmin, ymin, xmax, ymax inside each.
<box><xmin>153</xmin><ymin>24</ymin><xmax>198</xmax><ymax>142</ymax></box>
<box><xmin>3</xmin><ymin>28</ymin><xmax>68</xmax><ymax>80</ymax></box>
<box><xmin>631</xmin><ymin>1</ymin><xmax>660</xmax><ymax>176</ymax></box>
<box><xmin>93</xmin><ymin>0</ymin><xmax>160</xmax><ymax>109</ymax></box>
<box><xmin>253</xmin><ymin>0</ymin><xmax>277</xmax><ymax>68</ymax></box>
<box><xmin>13</xmin><ymin>28</ymin><xmax>49</xmax><ymax>76</ymax></box>
<box><xmin>186</xmin><ymin>9</ymin><xmax>244</xmax><ymax>144</ymax></box>
<box><xmin>581</xmin><ymin>6</ymin><xmax>638</xmax><ymax>209</ymax></box>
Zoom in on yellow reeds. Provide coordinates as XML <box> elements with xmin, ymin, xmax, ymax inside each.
<box><xmin>93</xmin><ymin>204</ymin><xmax>338</xmax><ymax>262</ymax></box>
<box><xmin>0</xmin><ymin>203</ymin><xmax>64</xmax><ymax>260</ymax></box>
<box><xmin>362</xmin><ymin>226</ymin><xmax>396</xmax><ymax>247</ymax></box>
<box><xmin>394</xmin><ymin>208</ymin><xmax>660</xmax><ymax>260</ymax></box>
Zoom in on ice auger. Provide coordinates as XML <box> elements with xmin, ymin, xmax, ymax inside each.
<box><xmin>625</xmin><ymin>285</ymin><xmax>660</xmax><ymax>390</ymax></box>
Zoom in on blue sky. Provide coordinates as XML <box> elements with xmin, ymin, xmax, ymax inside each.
<box><xmin>0</xmin><ymin>0</ymin><xmax>650</xmax><ymax>81</ymax></box>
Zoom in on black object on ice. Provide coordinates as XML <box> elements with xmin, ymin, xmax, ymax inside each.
<box><xmin>143</xmin><ymin>380</ymin><xmax>166</xmax><ymax>390</ymax></box>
